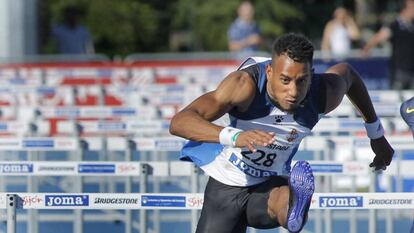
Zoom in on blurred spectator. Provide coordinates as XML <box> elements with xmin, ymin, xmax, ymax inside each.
<box><xmin>227</xmin><ymin>1</ymin><xmax>261</xmax><ymax>58</ymax></box>
<box><xmin>362</xmin><ymin>0</ymin><xmax>414</xmax><ymax>90</ymax></box>
<box><xmin>51</xmin><ymin>6</ymin><xmax>94</xmax><ymax>54</ymax></box>
<box><xmin>321</xmin><ymin>7</ymin><xmax>360</xmax><ymax>60</ymax></box>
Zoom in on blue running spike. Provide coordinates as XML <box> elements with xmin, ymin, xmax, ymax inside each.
<box><xmin>286</xmin><ymin>160</ymin><xmax>315</xmax><ymax>233</ymax></box>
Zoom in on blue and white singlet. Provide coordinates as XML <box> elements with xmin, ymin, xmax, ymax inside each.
<box><xmin>180</xmin><ymin>57</ymin><xmax>326</xmax><ymax>186</ymax></box>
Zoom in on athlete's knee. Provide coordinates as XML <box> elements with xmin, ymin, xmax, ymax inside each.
<box><xmin>268</xmin><ymin>186</ymin><xmax>289</xmax><ymax>221</ymax></box>
<box><xmin>246</xmin><ymin>190</ymin><xmax>279</xmax><ymax>229</ymax></box>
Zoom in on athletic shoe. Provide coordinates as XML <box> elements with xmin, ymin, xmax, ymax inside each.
<box><xmin>286</xmin><ymin>160</ymin><xmax>314</xmax><ymax>233</ymax></box>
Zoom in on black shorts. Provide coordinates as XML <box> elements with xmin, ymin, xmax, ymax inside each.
<box><xmin>196</xmin><ymin>176</ymin><xmax>289</xmax><ymax>233</ymax></box>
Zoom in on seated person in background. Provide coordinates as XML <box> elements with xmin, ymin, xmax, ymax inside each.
<box><xmin>321</xmin><ymin>7</ymin><xmax>360</xmax><ymax>60</ymax></box>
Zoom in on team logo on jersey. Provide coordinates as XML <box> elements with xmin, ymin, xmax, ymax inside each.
<box><xmin>286</xmin><ymin>129</ymin><xmax>298</xmax><ymax>142</ymax></box>
<box><xmin>229</xmin><ymin>153</ymin><xmax>278</xmax><ymax>177</ymax></box>
<box><xmin>273</xmin><ymin>116</ymin><xmax>284</xmax><ymax>124</ymax></box>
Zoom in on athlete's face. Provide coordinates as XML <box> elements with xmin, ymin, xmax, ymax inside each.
<box><xmin>266</xmin><ymin>54</ymin><xmax>312</xmax><ymax>112</ymax></box>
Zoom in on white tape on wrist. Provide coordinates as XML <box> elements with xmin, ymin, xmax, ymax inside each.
<box><xmin>219</xmin><ymin>127</ymin><xmax>243</xmax><ymax>147</ymax></box>
<box><xmin>364</xmin><ymin>118</ymin><xmax>384</xmax><ymax>139</ymax></box>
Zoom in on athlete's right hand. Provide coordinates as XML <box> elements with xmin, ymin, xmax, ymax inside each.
<box><xmin>234</xmin><ymin>130</ymin><xmax>275</xmax><ymax>152</ymax></box>
<box><xmin>369</xmin><ymin>136</ymin><xmax>394</xmax><ymax>171</ymax></box>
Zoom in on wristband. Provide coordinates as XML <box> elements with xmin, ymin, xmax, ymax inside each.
<box><xmin>364</xmin><ymin>118</ymin><xmax>384</xmax><ymax>139</ymax></box>
<box><xmin>219</xmin><ymin>127</ymin><xmax>243</xmax><ymax>146</ymax></box>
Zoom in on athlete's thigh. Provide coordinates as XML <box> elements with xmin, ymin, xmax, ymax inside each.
<box><xmin>196</xmin><ymin>177</ymin><xmax>248</xmax><ymax>233</ymax></box>
<box><xmin>246</xmin><ymin>176</ymin><xmax>288</xmax><ymax>229</ymax></box>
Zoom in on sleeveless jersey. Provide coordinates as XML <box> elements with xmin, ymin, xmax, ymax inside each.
<box><xmin>180</xmin><ymin>57</ymin><xmax>326</xmax><ymax>186</ymax></box>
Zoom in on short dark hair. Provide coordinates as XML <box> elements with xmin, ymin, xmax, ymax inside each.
<box><xmin>272</xmin><ymin>33</ymin><xmax>314</xmax><ymax>64</ymax></box>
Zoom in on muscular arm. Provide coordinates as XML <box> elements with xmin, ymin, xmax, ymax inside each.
<box><xmin>169</xmin><ymin>70</ymin><xmax>256</xmax><ymax>142</ymax></box>
<box><xmin>321</xmin><ymin>63</ymin><xmax>394</xmax><ymax>170</ymax></box>
<box><xmin>322</xmin><ymin>63</ymin><xmax>377</xmax><ymax>122</ymax></box>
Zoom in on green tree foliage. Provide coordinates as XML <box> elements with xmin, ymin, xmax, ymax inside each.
<box><xmin>43</xmin><ymin>0</ymin><xmax>170</xmax><ymax>56</ymax></box>
<box><xmin>255</xmin><ymin>0</ymin><xmax>304</xmax><ymax>48</ymax></box>
<box><xmin>285</xmin><ymin>0</ymin><xmax>334</xmax><ymax>42</ymax></box>
<box><xmin>87</xmin><ymin>0</ymin><xmax>160</xmax><ymax>55</ymax></box>
<box><xmin>41</xmin><ymin>0</ymin><xmax>304</xmax><ymax>55</ymax></box>
<box><xmin>193</xmin><ymin>0</ymin><xmax>240</xmax><ymax>51</ymax></box>
<box><xmin>170</xmin><ymin>0</ymin><xmax>303</xmax><ymax>51</ymax></box>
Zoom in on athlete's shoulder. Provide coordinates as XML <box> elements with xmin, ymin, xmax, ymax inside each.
<box><xmin>216</xmin><ymin>70</ymin><xmax>257</xmax><ymax>103</ymax></box>
<box><xmin>217</xmin><ymin>72</ymin><xmax>256</xmax><ymax>113</ymax></box>
<box><xmin>305</xmin><ymin>72</ymin><xmax>327</xmax><ymax>114</ymax></box>
<box><xmin>237</xmin><ymin>57</ymin><xmax>271</xmax><ymax>86</ymax></box>
<box><xmin>237</xmin><ymin>57</ymin><xmax>271</xmax><ymax>70</ymax></box>
<box><xmin>309</xmin><ymin>72</ymin><xmax>326</xmax><ymax>92</ymax></box>
<box><xmin>309</xmin><ymin>72</ymin><xmax>325</xmax><ymax>87</ymax></box>
<box><xmin>224</xmin><ymin>70</ymin><xmax>256</xmax><ymax>87</ymax></box>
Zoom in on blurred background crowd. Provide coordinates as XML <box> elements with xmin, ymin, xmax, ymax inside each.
<box><xmin>0</xmin><ymin>0</ymin><xmax>413</xmax><ymax>89</ymax></box>
<box><xmin>0</xmin><ymin>0</ymin><xmax>409</xmax><ymax>56</ymax></box>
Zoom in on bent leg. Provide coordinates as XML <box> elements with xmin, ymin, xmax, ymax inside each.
<box><xmin>246</xmin><ymin>176</ymin><xmax>289</xmax><ymax>229</ymax></box>
<box><xmin>267</xmin><ymin>185</ymin><xmax>290</xmax><ymax>227</ymax></box>
<box><xmin>196</xmin><ymin>177</ymin><xmax>248</xmax><ymax>233</ymax></box>
<box><xmin>247</xmin><ymin>161</ymin><xmax>314</xmax><ymax>233</ymax></box>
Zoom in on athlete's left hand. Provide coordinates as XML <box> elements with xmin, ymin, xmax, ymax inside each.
<box><xmin>369</xmin><ymin>136</ymin><xmax>394</xmax><ymax>171</ymax></box>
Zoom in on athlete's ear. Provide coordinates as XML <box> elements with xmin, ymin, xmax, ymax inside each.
<box><xmin>266</xmin><ymin>64</ymin><xmax>272</xmax><ymax>81</ymax></box>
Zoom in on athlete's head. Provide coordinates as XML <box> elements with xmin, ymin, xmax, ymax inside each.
<box><xmin>266</xmin><ymin>33</ymin><xmax>314</xmax><ymax>112</ymax></box>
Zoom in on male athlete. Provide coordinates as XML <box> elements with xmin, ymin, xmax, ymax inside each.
<box><xmin>400</xmin><ymin>97</ymin><xmax>414</xmax><ymax>233</ymax></box>
<box><xmin>170</xmin><ymin>33</ymin><xmax>394</xmax><ymax>233</ymax></box>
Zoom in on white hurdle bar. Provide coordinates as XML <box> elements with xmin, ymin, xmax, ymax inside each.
<box><xmin>2</xmin><ymin>192</ymin><xmax>414</xmax><ymax>233</ymax></box>
<box><xmin>2</xmin><ymin>192</ymin><xmax>414</xmax><ymax>210</ymax></box>
<box><xmin>0</xmin><ymin>135</ymin><xmax>411</xmax><ymax>152</ymax></box>
<box><xmin>1</xmin><ymin>159</ymin><xmax>414</xmax><ymax>233</ymax></box>
<box><xmin>1</xmin><ymin>160</ymin><xmax>414</xmax><ymax>176</ymax></box>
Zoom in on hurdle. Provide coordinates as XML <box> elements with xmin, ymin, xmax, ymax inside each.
<box><xmin>1</xmin><ymin>158</ymin><xmax>414</xmax><ymax>233</ymax></box>
<box><xmin>2</xmin><ymin>191</ymin><xmax>414</xmax><ymax>233</ymax></box>
<box><xmin>1</xmin><ymin>135</ymin><xmax>414</xmax><ymax>233</ymax></box>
